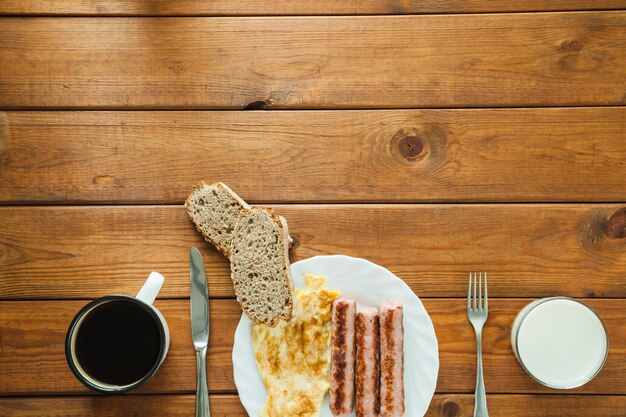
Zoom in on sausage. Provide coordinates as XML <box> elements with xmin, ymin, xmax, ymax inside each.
<box><xmin>330</xmin><ymin>298</ymin><xmax>357</xmax><ymax>417</ymax></box>
<box><xmin>379</xmin><ymin>300</ymin><xmax>404</xmax><ymax>417</ymax></box>
<box><xmin>355</xmin><ymin>307</ymin><xmax>380</xmax><ymax>417</ymax></box>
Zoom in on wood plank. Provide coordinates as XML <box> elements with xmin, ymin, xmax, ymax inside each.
<box><xmin>0</xmin><ymin>300</ymin><xmax>241</xmax><ymax>395</ymax></box>
<box><xmin>2</xmin><ymin>1</ymin><xmax>626</xmax><ymax>16</ymax></box>
<box><xmin>0</xmin><ymin>395</ymin><xmax>246</xmax><ymax>417</ymax></box>
<box><xmin>1</xmin><ymin>205</ymin><xmax>625</xmax><ymax>300</ymax></box>
<box><xmin>1</xmin><ymin>14</ymin><xmax>625</xmax><ymax>109</ymax></box>
<box><xmin>1</xmin><ymin>109</ymin><xmax>625</xmax><ymax>204</ymax></box>
<box><xmin>0</xmin><ymin>299</ymin><xmax>624</xmax><ymax>395</ymax></box>
<box><xmin>1</xmin><ymin>394</ymin><xmax>626</xmax><ymax>417</ymax></box>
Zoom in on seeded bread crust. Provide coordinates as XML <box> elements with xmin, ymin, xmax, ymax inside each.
<box><xmin>230</xmin><ymin>207</ymin><xmax>294</xmax><ymax>326</ymax></box>
<box><xmin>185</xmin><ymin>181</ymin><xmax>250</xmax><ymax>257</ymax></box>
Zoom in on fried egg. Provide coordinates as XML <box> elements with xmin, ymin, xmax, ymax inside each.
<box><xmin>252</xmin><ymin>274</ymin><xmax>341</xmax><ymax>417</ymax></box>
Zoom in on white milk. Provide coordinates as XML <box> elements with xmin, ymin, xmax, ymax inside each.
<box><xmin>511</xmin><ymin>297</ymin><xmax>608</xmax><ymax>389</ymax></box>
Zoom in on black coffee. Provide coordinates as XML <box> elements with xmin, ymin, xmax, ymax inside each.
<box><xmin>75</xmin><ymin>300</ymin><xmax>162</xmax><ymax>386</ymax></box>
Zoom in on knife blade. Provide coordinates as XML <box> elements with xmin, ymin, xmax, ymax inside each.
<box><xmin>191</xmin><ymin>247</ymin><xmax>209</xmax><ymax>348</ymax></box>
<box><xmin>190</xmin><ymin>247</ymin><xmax>210</xmax><ymax>417</ymax></box>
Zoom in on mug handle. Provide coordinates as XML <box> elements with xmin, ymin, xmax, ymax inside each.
<box><xmin>136</xmin><ymin>272</ymin><xmax>165</xmax><ymax>305</ymax></box>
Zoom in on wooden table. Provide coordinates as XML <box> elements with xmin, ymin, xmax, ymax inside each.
<box><xmin>0</xmin><ymin>1</ymin><xmax>625</xmax><ymax>416</ymax></box>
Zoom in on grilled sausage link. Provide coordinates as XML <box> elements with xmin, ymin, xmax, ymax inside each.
<box><xmin>355</xmin><ymin>307</ymin><xmax>380</xmax><ymax>417</ymax></box>
<box><xmin>379</xmin><ymin>299</ymin><xmax>404</xmax><ymax>417</ymax></box>
<box><xmin>330</xmin><ymin>298</ymin><xmax>357</xmax><ymax>417</ymax></box>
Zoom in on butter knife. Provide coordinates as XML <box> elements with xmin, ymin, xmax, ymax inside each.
<box><xmin>190</xmin><ymin>247</ymin><xmax>210</xmax><ymax>417</ymax></box>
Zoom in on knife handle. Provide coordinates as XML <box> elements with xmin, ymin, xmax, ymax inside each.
<box><xmin>195</xmin><ymin>347</ymin><xmax>210</xmax><ymax>417</ymax></box>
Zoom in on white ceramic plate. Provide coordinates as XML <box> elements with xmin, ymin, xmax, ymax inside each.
<box><xmin>232</xmin><ymin>255</ymin><xmax>439</xmax><ymax>417</ymax></box>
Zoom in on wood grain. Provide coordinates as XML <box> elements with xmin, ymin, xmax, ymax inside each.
<box><xmin>0</xmin><ymin>299</ymin><xmax>624</xmax><ymax>395</ymax></box>
<box><xmin>2</xmin><ymin>1</ymin><xmax>626</xmax><ymax>16</ymax></box>
<box><xmin>0</xmin><ymin>300</ymin><xmax>240</xmax><ymax>395</ymax></box>
<box><xmin>1</xmin><ymin>14</ymin><xmax>625</xmax><ymax>109</ymax></box>
<box><xmin>1</xmin><ymin>394</ymin><xmax>625</xmax><ymax>417</ymax></box>
<box><xmin>1</xmin><ymin>205</ymin><xmax>624</xmax><ymax>300</ymax></box>
<box><xmin>0</xmin><ymin>395</ymin><xmax>246</xmax><ymax>417</ymax></box>
<box><xmin>1</xmin><ymin>109</ymin><xmax>625</xmax><ymax>204</ymax></box>
<box><xmin>0</xmin><ymin>4</ymin><xmax>623</xmax><ymax>415</ymax></box>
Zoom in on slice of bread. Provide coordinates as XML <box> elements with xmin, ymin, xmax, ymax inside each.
<box><xmin>230</xmin><ymin>208</ymin><xmax>294</xmax><ymax>326</ymax></box>
<box><xmin>185</xmin><ymin>182</ymin><xmax>250</xmax><ymax>257</ymax></box>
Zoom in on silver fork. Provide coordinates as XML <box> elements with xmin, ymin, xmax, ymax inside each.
<box><xmin>467</xmin><ymin>272</ymin><xmax>489</xmax><ymax>417</ymax></box>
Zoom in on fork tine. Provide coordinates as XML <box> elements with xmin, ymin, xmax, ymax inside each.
<box><xmin>473</xmin><ymin>272</ymin><xmax>477</xmax><ymax>310</ymax></box>
<box><xmin>484</xmin><ymin>272</ymin><xmax>488</xmax><ymax>312</ymax></box>
<box><xmin>467</xmin><ymin>272</ymin><xmax>472</xmax><ymax>310</ymax></box>
<box><xmin>479</xmin><ymin>272</ymin><xmax>482</xmax><ymax>310</ymax></box>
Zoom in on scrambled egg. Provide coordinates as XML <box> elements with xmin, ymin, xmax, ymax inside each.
<box><xmin>252</xmin><ymin>274</ymin><xmax>340</xmax><ymax>417</ymax></box>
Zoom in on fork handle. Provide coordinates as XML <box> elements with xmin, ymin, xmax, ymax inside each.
<box><xmin>474</xmin><ymin>331</ymin><xmax>489</xmax><ymax>417</ymax></box>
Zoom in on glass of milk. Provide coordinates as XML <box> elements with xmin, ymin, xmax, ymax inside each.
<box><xmin>511</xmin><ymin>297</ymin><xmax>608</xmax><ymax>389</ymax></box>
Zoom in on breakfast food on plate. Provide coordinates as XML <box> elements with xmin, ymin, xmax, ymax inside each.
<box><xmin>252</xmin><ymin>274</ymin><xmax>341</xmax><ymax>417</ymax></box>
<box><xmin>356</xmin><ymin>307</ymin><xmax>380</xmax><ymax>417</ymax></box>
<box><xmin>186</xmin><ymin>181</ymin><xmax>295</xmax><ymax>325</ymax></box>
<box><xmin>330</xmin><ymin>298</ymin><xmax>357</xmax><ymax>417</ymax></box>
<box><xmin>230</xmin><ymin>207</ymin><xmax>294</xmax><ymax>326</ymax></box>
<box><xmin>185</xmin><ymin>181</ymin><xmax>250</xmax><ymax>257</ymax></box>
<box><xmin>186</xmin><ymin>181</ymin><xmax>292</xmax><ymax>256</ymax></box>
<box><xmin>379</xmin><ymin>299</ymin><xmax>405</xmax><ymax>417</ymax></box>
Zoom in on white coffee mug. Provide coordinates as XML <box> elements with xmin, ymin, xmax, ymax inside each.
<box><xmin>65</xmin><ymin>272</ymin><xmax>170</xmax><ymax>393</ymax></box>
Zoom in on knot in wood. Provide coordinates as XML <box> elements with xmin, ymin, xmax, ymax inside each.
<box><xmin>93</xmin><ymin>175</ymin><xmax>114</xmax><ymax>185</ymax></box>
<box><xmin>606</xmin><ymin>208</ymin><xmax>626</xmax><ymax>239</ymax></box>
<box><xmin>442</xmin><ymin>400</ymin><xmax>460</xmax><ymax>417</ymax></box>
<box><xmin>289</xmin><ymin>234</ymin><xmax>300</xmax><ymax>249</ymax></box>
<box><xmin>397</xmin><ymin>135</ymin><xmax>425</xmax><ymax>159</ymax></box>
<box><xmin>243</xmin><ymin>100</ymin><xmax>267</xmax><ymax>110</ymax></box>
<box><xmin>560</xmin><ymin>39</ymin><xmax>583</xmax><ymax>52</ymax></box>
